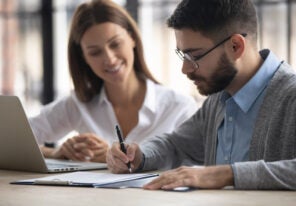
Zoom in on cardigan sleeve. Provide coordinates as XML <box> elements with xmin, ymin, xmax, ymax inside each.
<box><xmin>141</xmin><ymin>111</ymin><xmax>205</xmax><ymax>171</ymax></box>
<box><xmin>232</xmin><ymin>159</ymin><xmax>296</xmax><ymax>190</ymax></box>
<box><xmin>140</xmin><ymin>94</ymin><xmax>220</xmax><ymax>171</ymax></box>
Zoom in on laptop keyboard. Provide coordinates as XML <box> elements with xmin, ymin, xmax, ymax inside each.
<box><xmin>47</xmin><ymin>162</ymin><xmax>79</xmax><ymax>169</ymax></box>
<box><xmin>45</xmin><ymin>159</ymin><xmax>81</xmax><ymax>169</ymax></box>
<box><xmin>44</xmin><ymin>158</ymin><xmax>107</xmax><ymax>172</ymax></box>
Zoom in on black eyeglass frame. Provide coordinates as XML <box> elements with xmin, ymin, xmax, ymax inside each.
<box><xmin>175</xmin><ymin>33</ymin><xmax>247</xmax><ymax>69</ymax></box>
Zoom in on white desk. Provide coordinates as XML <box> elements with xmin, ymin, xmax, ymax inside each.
<box><xmin>0</xmin><ymin>169</ymin><xmax>295</xmax><ymax>206</ymax></box>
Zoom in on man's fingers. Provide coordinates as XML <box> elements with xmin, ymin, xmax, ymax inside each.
<box><xmin>106</xmin><ymin>153</ymin><xmax>129</xmax><ymax>173</ymax></box>
<box><xmin>110</xmin><ymin>142</ymin><xmax>129</xmax><ymax>163</ymax></box>
<box><xmin>106</xmin><ymin>143</ymin><xmax>132</xmax><ymax>173</ymax></box>
<box><xmin>144</xmin><ymin>169</ymin><xmax>190</xmax><ymax>190</ymax></box>
<box><xmin>143</xmin><ymin>175</ymin><xmax>168</xmax><ymax>190</ymax></box>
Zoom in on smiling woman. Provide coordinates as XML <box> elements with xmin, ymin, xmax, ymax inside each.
<box><xmin>28</xmin><ymin>0</ymin><xmax>197</xmax><ymax>165</ymax></box>
<box><xmin>80</xmin><ymin>23</ymin><xmax>137</xmax><ymax>88</ymax></box>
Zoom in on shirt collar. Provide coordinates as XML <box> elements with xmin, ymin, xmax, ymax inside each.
<box><xmin>97</xmin><ymin>79</ymin><xmax>156</xmax><ymax>113</ymax></box>
<box><xmin>226</xmin><ymin>49</ymin><xmax>281</xmax><ymax>113</ymax></box>
<box><xmin>143</xmin><ymin>79</ymin><xmax>156</xmax><ymax>113</ymax></box>
<box><xmin>98</xmin><ymin>87</ymin><xmax>108</xmax><ymax>105</ymax></box>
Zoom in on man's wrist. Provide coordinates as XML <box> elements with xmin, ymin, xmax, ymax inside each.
<box><xmin>221</xmin><ymin>165</ymin><xmax>234</xmax><ymax>187</ymax></box>
<box><xmin>134</xmin><ymin>153</ymin><xmax>145</xmax><ymax>173</ymax></box>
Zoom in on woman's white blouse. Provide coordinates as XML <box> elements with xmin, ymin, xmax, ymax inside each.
<box><xmin>29</xmin><ymin>79</ymin><xmax>197</xmax><ymax>145</ymax></box>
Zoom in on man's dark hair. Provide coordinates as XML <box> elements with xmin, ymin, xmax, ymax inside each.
<box><xmin>167</xmin><ymin>0</ymin><xmax>258</xmax><ymax>42</ymax></box>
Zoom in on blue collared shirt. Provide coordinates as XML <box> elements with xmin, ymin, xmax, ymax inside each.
<box><xmin>216</xmin><ymin>50</ymin><xmax>282</xmax><ymax>164</ymax></box>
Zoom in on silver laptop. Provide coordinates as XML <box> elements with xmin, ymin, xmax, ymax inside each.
<box><xmin>0</xmin><ymin>95</ymin><xmax>107</xmax><ymax>173</ymax></box>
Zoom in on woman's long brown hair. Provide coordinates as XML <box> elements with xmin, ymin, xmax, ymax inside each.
<box><xmin>68</xmin><ymin>0</ymin><xmax>158</xmax><ymax>102</ymax></box>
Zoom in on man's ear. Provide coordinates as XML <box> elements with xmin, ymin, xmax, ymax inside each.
<box><xmin>229</xmin><ymin>34</ymin><xmax>245</xmax><ymax>60</ymax></box>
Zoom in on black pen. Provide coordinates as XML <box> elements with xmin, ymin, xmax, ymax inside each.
<box><xmin>115</xmin><ymin>125</ymin><xmax>132</xmax><ymax>173</ymax></box>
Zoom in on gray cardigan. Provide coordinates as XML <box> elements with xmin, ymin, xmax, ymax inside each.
<box><xmin>141</xmin><ymin>62</ymin><xmax>296</xmax><ymax>190</ymax></box>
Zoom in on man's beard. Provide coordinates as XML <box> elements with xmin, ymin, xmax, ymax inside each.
<box><xmin>187</xmin><ymin>52</ymin><xmax>237</xmax><ymax>95</ymax></box>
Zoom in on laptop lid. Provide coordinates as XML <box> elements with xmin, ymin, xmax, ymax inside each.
<box><xmin>0</xmin><ymin>96</ymin><xmax>107</xmax><ymax>173</ymax></box>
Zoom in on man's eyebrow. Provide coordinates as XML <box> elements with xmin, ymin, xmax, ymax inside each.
<box><xmin>178</xmin><ymin>47</ymin><xmax>202</xmax><ymax>54</ymax></box>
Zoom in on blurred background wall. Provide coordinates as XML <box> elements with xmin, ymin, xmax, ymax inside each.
<box><xmin>0</xmin><ymin>0</ymin><xmax>295</xmax><ymax>115</ymax></box>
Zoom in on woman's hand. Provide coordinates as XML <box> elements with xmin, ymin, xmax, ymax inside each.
<box><xmin>42</xmin><ymin>133</ymin><xmax>109</xmax><ymax>163</ymax></box>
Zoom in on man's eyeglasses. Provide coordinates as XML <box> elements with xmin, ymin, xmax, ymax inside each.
<box><xmin>175</xmin><ymin>33</ymin><xmax>247</xmax><ymax>69</ymax></box>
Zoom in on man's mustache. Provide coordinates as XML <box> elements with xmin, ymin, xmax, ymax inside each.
<box><xmin>187</xmin><ymin>73</ymin><xmax>206</xmax><ymax>82</ymax></box>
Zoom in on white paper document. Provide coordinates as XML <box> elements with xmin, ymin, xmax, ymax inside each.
<box><xmin>11</xmin><ymin>171</ymin><xmax>158</xmax><ymax>187</ymax></box>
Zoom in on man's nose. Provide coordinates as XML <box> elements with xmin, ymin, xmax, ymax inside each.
<box><xmin>181</xmin><ymin>61</ymin><xmax>196</xmax><ymax>75</ymax></box>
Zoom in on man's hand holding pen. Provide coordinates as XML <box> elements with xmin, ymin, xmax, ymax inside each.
<box><xmin>106</xmin><ymin>142</ymin><xmax>143</xmax><ymax>174</ymax></box>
